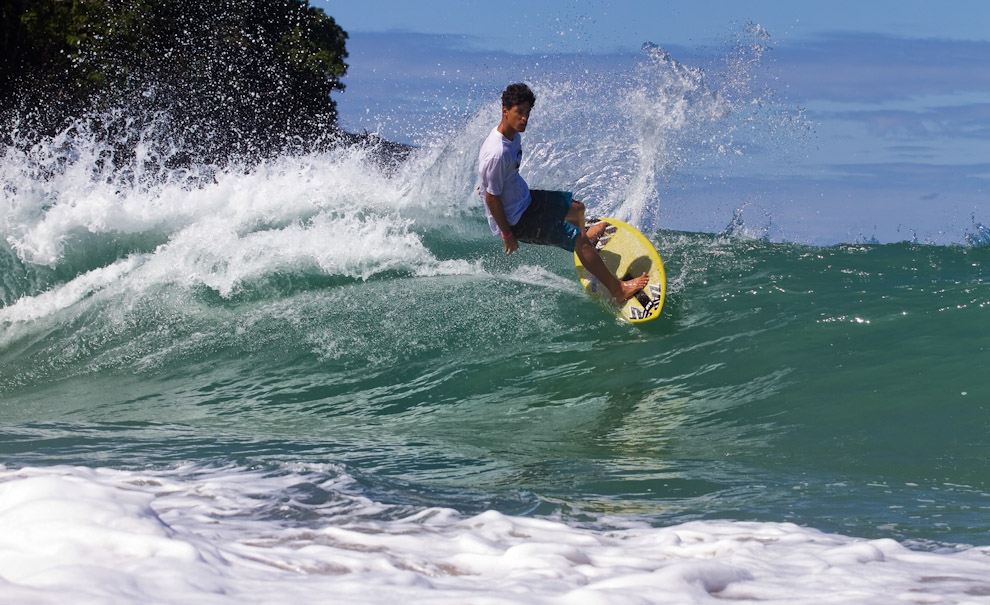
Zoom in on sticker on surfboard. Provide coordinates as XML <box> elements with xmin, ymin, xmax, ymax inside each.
<box><xmin>574</xmin><ymin>217</ymin><xmax>666</xmax><ymax>323</ymax></box>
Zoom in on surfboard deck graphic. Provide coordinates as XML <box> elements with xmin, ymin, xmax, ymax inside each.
<box><xmin>574</xmin><ymin>218</ymin><xmax>666</xmax><ymax>323</ymax></box>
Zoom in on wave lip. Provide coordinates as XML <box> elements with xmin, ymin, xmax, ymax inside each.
<box><xmin>0</xmin><ymin>256</ymin><xmax>142</xmax><ymax>327</ymax></box>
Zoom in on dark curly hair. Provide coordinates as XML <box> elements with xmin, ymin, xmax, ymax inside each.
<box><xmin>501</xmin><ymin>83</ymin><xmax>536</xmax><ymax>109</ymax></box>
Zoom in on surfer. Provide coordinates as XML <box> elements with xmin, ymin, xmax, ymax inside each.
<box><xmin>478</xmin><ymin>83</ymin><xmax>649</xmax><ymax>303</ymax></box>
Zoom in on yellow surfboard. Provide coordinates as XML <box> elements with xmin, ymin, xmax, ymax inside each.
<box><xmin>574</xmin><ymin>218</ymin><xmax>666</xmax><ymax>323</ymax></box>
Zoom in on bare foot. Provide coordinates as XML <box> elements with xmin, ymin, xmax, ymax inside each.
<box><xmin>585</xmin><ymin>219</ymin><xmax>616</xmax><ymax>250</ymax></box>
<box><xmin>611</xmin><ymin>272</ymin><xmax>649</xmax><ymax>303</ymax></box>
<box><xmin>585</xmin><ymin>219</ymin><xmax>608</xmax><ymax>239</ymax></box>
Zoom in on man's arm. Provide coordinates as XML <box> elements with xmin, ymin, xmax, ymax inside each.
<box><xmin>484</xmin><ymin>191</ymin><xmax>519</xmax><ymax>255</ymax></box>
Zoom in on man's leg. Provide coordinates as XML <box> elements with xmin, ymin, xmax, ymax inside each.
<box><xmin>566</xmin><ymin>200</ymin><xmax>648</xmax><ymax>303</ymax></box>
<box><xmin>574</xmin><ymin>231</ymin><xmax>648</xmax><ymax>303</ymax></box>
<box><xmin>521</xmin><ymin>192</ymin><xmax>648</xmax><ymax>303</ymax></box>
<box><xmin>567</xmin><ymin>202</ymin><xmax>613</xmax><ymax>243</ymax></box>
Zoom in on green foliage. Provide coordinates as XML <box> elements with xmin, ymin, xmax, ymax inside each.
<box><xmin>2</xmin><ymin>0</ymin><xmax>350</xmax><ymax>163</ymax></box>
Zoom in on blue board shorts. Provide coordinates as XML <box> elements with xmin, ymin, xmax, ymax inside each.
<box><xmin>513</xmin><ymin>190</ymin><xmax>580</xmax><ymax>252</ymax></box>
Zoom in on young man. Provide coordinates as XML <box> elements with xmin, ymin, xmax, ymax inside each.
<box><xmin>477</xmin><ymin>83</ymin><xmax>649</xmax><ymax>303</ymax></box>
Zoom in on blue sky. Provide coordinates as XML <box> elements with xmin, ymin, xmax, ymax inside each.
<box><xmin>317</xmin><ymin>1</ymin><xmax>990</xmax><ymax>244</ymax></box>
<box><xmin>322</xmin><ymin>1</ymin><xmax>988</xmax><ymax>52</ymax></box>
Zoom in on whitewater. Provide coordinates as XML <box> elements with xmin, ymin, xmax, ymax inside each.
<box><xmin>3</xmin><ymin>35</ymin><xmax>990</xmax><ymax>604</ymax></box>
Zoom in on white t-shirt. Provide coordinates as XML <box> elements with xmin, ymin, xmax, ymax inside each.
<box><xmin>477</xmin><ymin>127</ymin><xmax>531</xmax><ymax>235</ymax></box>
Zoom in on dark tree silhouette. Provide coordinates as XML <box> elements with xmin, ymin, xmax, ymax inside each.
<box><xmin>2</xmin><ymin>0</ymin><xmax>352</xmax><ymax>164</ymax></box>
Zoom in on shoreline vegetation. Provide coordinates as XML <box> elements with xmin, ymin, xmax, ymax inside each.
<box><xmin>1</xmin><ymin>0</ymin><xmax>410</xmax><ymax>170</ymax></box>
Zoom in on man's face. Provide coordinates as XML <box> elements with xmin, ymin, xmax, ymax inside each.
<box><xmin>502</xmin><ymin>102</ymin><xmax>532</xmax><ymax>133</ymax></box>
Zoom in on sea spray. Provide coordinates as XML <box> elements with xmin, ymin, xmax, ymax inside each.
<box><xmin>408</xmin><ymin>25</ymin><xmax>809</xmax><ymax>233</ymax></box>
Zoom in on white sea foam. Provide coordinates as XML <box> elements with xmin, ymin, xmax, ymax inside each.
<box><xmin>1</xmin><ymin>130</ymin><xmax>485</xmax><ymax>310</ymax></box>
<box><xmin>1</xmin><ymin>465</ymin><xmax>988</xmax><ymax>604</ymax></box>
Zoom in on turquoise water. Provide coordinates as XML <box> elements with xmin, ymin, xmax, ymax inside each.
<box><xmin>4</xmin><ymin>218</ymin><xmax>989</xmax><ymax>548</ymax></box>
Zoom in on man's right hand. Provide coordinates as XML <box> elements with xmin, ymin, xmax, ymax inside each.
<box><xmin>503</xmin><ymin>234</ymin><xmax>519</xmax><ymax>255</ymax></box>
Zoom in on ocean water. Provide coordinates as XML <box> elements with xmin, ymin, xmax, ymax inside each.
<box><xmin>3</xmin><ymin>42</ymin><xmax>990</xmax><ymax>604</ymax></box>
